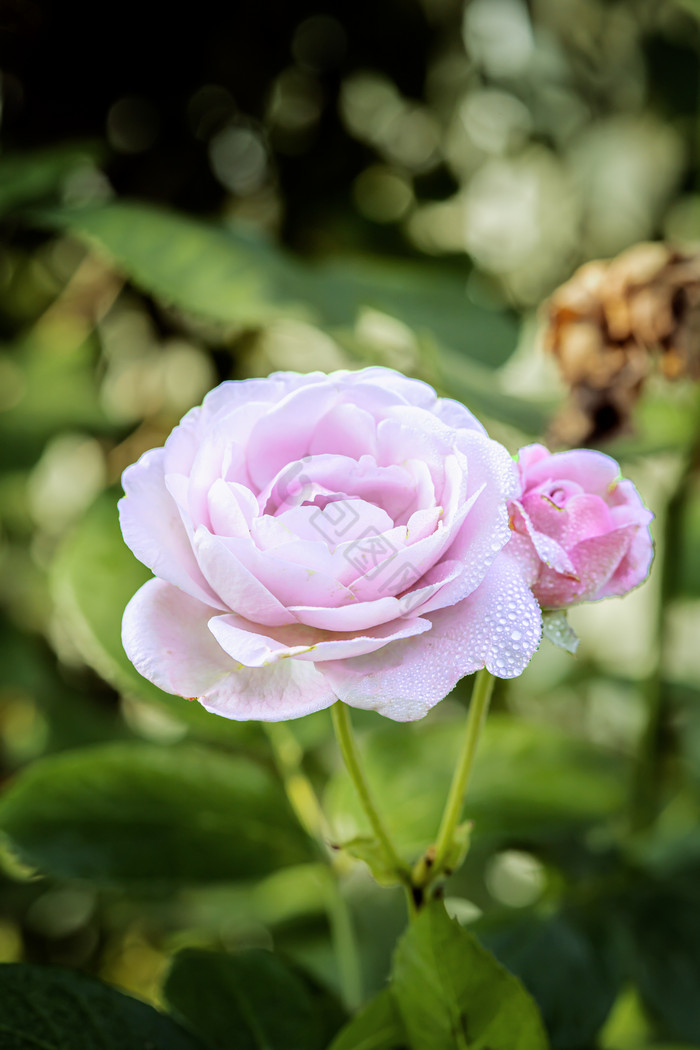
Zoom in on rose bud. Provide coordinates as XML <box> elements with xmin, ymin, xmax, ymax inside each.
<box><xmin>509</xmin><ymin>443</ymin><xmax>654</xmax><ymax>610</ymax></box>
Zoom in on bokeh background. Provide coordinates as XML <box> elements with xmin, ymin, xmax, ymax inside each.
<box><xmin>3</xmin><ymin>1</ymin><xmax>700</xmax><ymax>1047</ymax></box>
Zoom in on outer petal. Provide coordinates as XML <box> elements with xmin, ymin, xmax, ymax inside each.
<box><xmin>119</xmin><ymin>449</ymin><xmax>225</xmax><ymax>609</ymax></box>
<box><xmin>598</xmin><ymin>520</ymin><xmax>654</xmax><ymax>598</ymax></box>
<box><xmin>320</xmin><ymin>552</ymin><xmax>541</xmax><ymax>721</ymax></box>
<box><xmin>519</xmin><ymin>445</ymin><xmax>620</xmax><ymax>494</ymax></box>
<box><xmin>417</xmin><ymin>434</ymin><xmax>519</xmax><ymax>614</ymax></box>
<box><xmin>534</xmin><ymin>525</ymin><xmax>637</xmax><ymax>607</ymax></box>
<box><xmin>122</xmin><ymin>578</ymin><xmax>337</xmax><ymax>721</ymax></box>
<box><xmin>208</xmin><ymin>612</ymin><xmax>432</xmax><ymax>665</ymax></box>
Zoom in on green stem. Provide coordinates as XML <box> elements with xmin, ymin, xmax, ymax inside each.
<box><xmin>264</xmin><ymin>721</ymin><xmax>362</xmax><ymax>1008</ymax></box>
<box><xmin>265</xmin><ymin>721</ymin><xmax>329</xmax><ymax>841</ymax></box>
<box><xmin>331</xmin><ymin>702</ymin><xmax>411</xmax><ymax>885</ymax></box>
<box><xmin>324</xmin><ymin>871</ymin><xmax>364</xmax><ymax>1011</ymax></box>
<box><xmin>630</xmin><ymin>420</ymin><xmax>700</xmax><ymax>831</ymax></box>
<box><xmin>431</xmin><ymin>669</ymin><xmax>495</xmax><ymax>876</ymax></box>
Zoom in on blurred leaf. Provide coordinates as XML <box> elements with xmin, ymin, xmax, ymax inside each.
<box><xmin>0</xmin><ymin>145</ymin><xmax>102</xmax><ymax>219</ymax></box>
<box><xmin>622</xmin><ymin>881</ymin><xmax>700</xmax><ymax>1045</ymax></box>
<box><xmin>52</xmin><ymin>489</ymin><xmax>261</xmax><ymax>744</ymax></box>
<box><xmin>165</xmin><ymin>947</ymin><xmax>344</xmax><ymax>1050</ymax></box>
<box><xmin>391</xmin><ymin>901</ymin><xmax>548</xmax><ymax>1050</ymax></box>
<box><xmin>670</xmin><ymin>0</ymin><xmax>700</xmax><ymax>22</ymax></box>
<box><xmin>479</xmin><ymin>910</ymin><xmax>621</xmax><ymax>1050</ymax></box>
<box><xmin>336</xmin><ymin>836</ymin><xmax>403</xmax><ymax>886</ymax></box>
<box><xmin>605</xmin><ymin>392</ymin><xmax>699</xmax><ymax>461</ymax></box>
<box><xmin>429</xmin><ymin>341</ymin><xmax>553</xmax><ymax>436</ymax></box>
<box><xmin>325</xmin><ymin>715</ymin><xmax>628</xmax><ymax>857</ymax></box>
<box><xmin>0</xmin><ymin>334</ymin><xmax>111</xmax><ymax>470</ymax></box>
<box><xmin>35</xmin><ymin>201</ymin><xmax>518</xmax><ymax>367</ymax></box>
<box><xmin>0</xmin><ymin>742</ymin><xmax>314</xmax><ymax>885</ymax></box>
<box><xmin>0</xmin><ymin>962</ymin><xmax>204</xmax><ymax>1049</ymax></box>
<box><xmin>328</xmin><ymin>990</ymin><xmax>407</xmax><ymax>1050</ymax></box>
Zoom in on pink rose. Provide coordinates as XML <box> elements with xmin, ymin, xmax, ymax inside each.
<box><xmin>509</xmin><ymin>443</ymin><xmax>654</xmax><ymax>610</ymax></box>
<box><xmin>119</xmin><ymin>368</ymin><xmax>541</xmax><ymax>722</ymax></box>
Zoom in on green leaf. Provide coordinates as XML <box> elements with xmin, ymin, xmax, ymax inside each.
<box><xmin>0</xmin><ymin>145</ymin><xmax>103</xmax><ymax>219</ymax></box>
<box><xmin>52</xmin><ymin>489</ymin><xmax>260</xmax><ymax>744</ymax></box>
<box><xmin>0</xmin><ymin>962</ymin><xmax>205</xmax><ymax>1050</ymax></box>
<box><xmin>328</xmin><ymin>990</ymin><xmax>407</xmax><ymax>1050</ymax></box>
<box><xmin>391</xmin><ymin>901</ymin><xmax>549</xmax><ymax>1050</ymax></box>
<box><xmin>541</xmin><ymin>611</ymin><xmax>579</xmax><ymax>655</ymax></box>
<box><xmin>480</xmin><ymin>911</ymin><xmax>621</xmax><ymax>1050</ymax></box>
<box><xmin>325</xmin><ymin>715</ymin><xmax>628</xmax><ymax>855</ymax></box>
<box><xmin>335</xmin><ymin>837</ymin><xmax>403</xmax><ymax>886</ymax></box>
<box><xmin>622</xmin><ymin>881</ymin><xmax>700</xmax><ymax>1045</ymax></box>
<box><xmin>670</xmin><ymin>0</ymin><xmax>700</xmax><ymax>22</ymax></box>
<box><xmin>164</xmin><ymin>947</ymin><xmax>345</xmax><ymax>1050</ymax></box>
<box><xmin>429</xmin><ymin>340</ymin><xmax>553</xmax><ymax>436</ymax></box>
<box><xmin>34</xmin><ymin>201</ymin><xmax>519</xmax><ymax>368</ymax></box>
<box><xmin>0</xmin><ymin>742</ymin><xmax>314</xmax><ymax>885</ymax></box>
<box><xmin>0</xmin><ymin>333</ymin><xmax>112</xmax><ymax>471</ymax></box>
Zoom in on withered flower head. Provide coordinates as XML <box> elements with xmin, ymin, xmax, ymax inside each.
<box><xmin>544</xmin><ymin>243</ymin><xmax>700</xmax><ymax>444</ymax></box>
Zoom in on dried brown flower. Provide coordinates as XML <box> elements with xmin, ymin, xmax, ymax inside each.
<box><xmin>544</xmin><ymin>243</ymin><xmax>700</xmax><ymax>444</ymax></box>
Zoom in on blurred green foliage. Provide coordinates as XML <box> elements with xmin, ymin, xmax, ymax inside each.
<box><xmin>3</xmin><ymin>0</ymin><xmax>700</xmax><ymax>1047</ymax></box>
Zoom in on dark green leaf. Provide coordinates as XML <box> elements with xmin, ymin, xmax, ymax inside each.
<box><xmin>328</xmin><ymin>990</ymin><xmax>407</xmax><ymax>1050</ymax></box>
<box><xmin>391</xmin><ymin>901</ymin><xmax>549</xmax><ymax>1050</ymax></box>
<box><xmin>622</xmin><ymin>881</ymin><xmax>700</xmax><ymax>1044</ymax></box>
<box><xmin>325</xmin><ymin>715</ymin><xmax>628</xmax><ymax>857</ymax></box>
<box><xmin>0</xmin><ymin>742</ymin><xmax>313</xmax><ymax>885</ymax></box>
<box><xmin>0</xmin><ymin>962</ymin><xmax>205</xmax><ymax>1050</ymax></box>
<box><xmin>164</xmin><ymin>947</ymin><xmax>344</xmax><ymax>1050</ymax></box>
<box><xmin>52</xmin><ymin>490</ymin><xmax>261</xmax><ymax>744</ymax></box>
<box><xmin>480</xmin><ymin>911</ymin><xmax>621</xmax><ymax>1050</ymax></box>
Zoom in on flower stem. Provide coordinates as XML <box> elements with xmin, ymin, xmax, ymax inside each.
<box><xmin>331</xmin><ymin>701</ymin><xmax>412</xmax><ymax>886</ymax></box>
<box><xmin>264</xmin><ymin>721</ymin><xmax>362</xmax><ymax>1008</ymax></box>
<box><xmin>265</xmin><ymin>721</ymin><xmax>330</xmax><ymax>841</ymax></box>
<box><xmin>630</xmin><ymin>420</ymin><xmax>700</xmax><ymax>830</ymax></box>
<box><xmin>323</xmin><ymin>869</ymin><xmax>364</xmax><ymax>1011</ymax></box>
<box><xmin>431</xmin><ymin>668</ymin><xmax>495</xmax><ymax>877</ymax></box>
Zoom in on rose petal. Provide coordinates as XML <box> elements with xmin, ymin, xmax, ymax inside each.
<box><xmin>119</xmin><ymin>449</ymin><xmax>224</xmax><ymax>609</ymax></box>
<box><xmin>123</xmin><ymin>578</ymin><xmax>337</xmax><ymax>721</ymax></box>
<box><xmin>519</xmin><ymin>445</ymin><xmax>620</xmax><ymax>494</ymax></box>
<box><xmin>511</xmin><ymin>499</ymin><xmax>577</xmax><ymax>576</ymax></box>
<box><xmin>207</xmin><ymin>478</ymin><xmax>258</xmax><ymax>537</ymax></box>
<box><xmin>196</xmin><ymin>529</ymin><xmax>357</xmax><ymax>609</ymax></box>
<box><xmin>320</xmin><ymin>552</ymin><xmax>541</xmax><ymax>721</ymax></box>
<box><xmin>290</xmin><ymin>595</ymin><xmax>407</xmax><ymax>631</ymax></box>
<box><xmin>193</xmin><ymin>529</ymin><xmax>298</xmax><ymax>626</ymax></box>
<box><xmin>534</xmin><ymin>525</ymin><xmax>637</xmax><ymax>607</ymax></box>
<box><xmin>309</xmin><ymin>403</ymin><xmax>378</xmax><ymax>459</ymax></box>
<box><xmin>598</xmin><ymin>521</ymin><xmax>654</xmax><ymax>599</ymax></box>
<box><xmin>208</xmin><ymin>611</ymin><xmax>432</xmax><ymax>665</ymax></box>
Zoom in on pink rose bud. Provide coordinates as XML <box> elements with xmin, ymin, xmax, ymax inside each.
<box><xmin>509</xmin><ymin>443</ymin><xmax>654</xmax><ymax>610</ymax></box>
<box><xmin>119</xmin><ymin>368</ymin><xmax>543</xmax><ymax>723</ymax></box>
